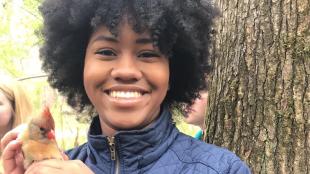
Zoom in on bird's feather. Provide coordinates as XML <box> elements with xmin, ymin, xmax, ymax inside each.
<box><xmin>18</xmin><ymin>106</ymin><xmax>63</xmax><ymax>169</ymax></box>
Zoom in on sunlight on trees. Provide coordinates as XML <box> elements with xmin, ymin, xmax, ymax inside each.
<box><xmin>0</xmin><ymin>0</ymin><xmax>42</xmax><ymax>77</ymax></box>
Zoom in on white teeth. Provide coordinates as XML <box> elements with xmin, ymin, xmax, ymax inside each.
<box><xmin>109</xmin><ymin>91</ymin><xmax>142</xmax><ymax>98</ymax></box>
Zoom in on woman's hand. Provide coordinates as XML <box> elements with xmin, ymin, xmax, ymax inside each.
<box><xmin>1</xmin><ymin>125</ymin><xmax>26</xmax><ymax>174</ymax></box>
<box><xmin>25</xmin><ymin>159</ymin><xmax>94</xmax><ymax>174</ymax></box>
<box><xmin>1</xmin><ymin>125</ymin><xmax>92</xmax><ymax>174</ymax></box>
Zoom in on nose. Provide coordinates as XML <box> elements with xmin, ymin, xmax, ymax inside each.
<box><xmin>111</xmin><ymin>54</ymin><xmax>143</xmax><ymax>83</ymax></box>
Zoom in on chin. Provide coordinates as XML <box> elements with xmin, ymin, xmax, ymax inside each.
<box><xmin>112</xmin><ymin>123</ymin><xmax>143</xmax><ymax>131</ymax></box>
<box><xmin>110</xmin><ymin>117</ymin><xmax>145</xmax><ymax>130</ymax></box>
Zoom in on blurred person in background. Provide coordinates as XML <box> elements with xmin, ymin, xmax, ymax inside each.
<box><xmin>0</xmin><ymin>79</ymin><xmax>33</xmax><ymax>144</ymax></box>
<box><xmin>184</xmin><ymin>90</ymin><xmax>208</xmax><ymax>141</ymax></box>
<box><xmin>0</xmin><ymin>79</ymin><xmax>33</xmax><ymax>173</ymax></box>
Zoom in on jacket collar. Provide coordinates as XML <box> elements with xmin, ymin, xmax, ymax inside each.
<box><xmin>87</xmin><ymin>105</ymin><xmax>178</xmax><ymax>171</ymax></box>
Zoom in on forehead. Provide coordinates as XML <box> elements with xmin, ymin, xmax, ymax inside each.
<box><xmin>90</xmin><ymin>21</ymin><xmax>151</xmax><ymax>41</ymax></box>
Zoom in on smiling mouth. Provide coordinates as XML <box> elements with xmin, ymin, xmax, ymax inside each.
<box><xmin>105</xmin><ymin>90</ymin><xmax>146</xmax><ymax>99</ymax></box>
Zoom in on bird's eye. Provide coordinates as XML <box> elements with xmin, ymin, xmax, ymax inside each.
<box><xmin>40</xmin><ymin>127</ymin><xmax>45</xmax><ymax>131</ymax></box>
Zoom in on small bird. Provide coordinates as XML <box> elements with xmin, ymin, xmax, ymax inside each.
<box><xmin>18</xmin><ymin>106</ymin><xmax>63</xmax><ymax>169</ymax></box>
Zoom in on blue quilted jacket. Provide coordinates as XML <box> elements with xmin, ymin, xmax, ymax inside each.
<box><xmin>66</xmin><ymin>106</ymin><xmax>251</xmax><ymax>174</ymax></box>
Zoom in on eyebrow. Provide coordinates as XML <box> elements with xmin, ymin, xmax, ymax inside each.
<box><xmin>91</xmin><ymin>35</ymin><xmax>153</xmax><ymax>44</ymax></box>
<box><xmin>92</xmin><ymin>35</ymin><xmax>118</xmax><ymax>43</ymax></box>
<box><xmin>136</xmin><ymin>38</ymin><xmax>153</xmax><ymax>44</ymax></box>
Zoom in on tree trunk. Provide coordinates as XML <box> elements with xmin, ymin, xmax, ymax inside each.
<box><xmin>207</xmin><ymin>0</ymin><xmax>310</xmax><ymax>173</ymax></box>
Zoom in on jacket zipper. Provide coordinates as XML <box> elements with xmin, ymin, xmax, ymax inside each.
<box><xmin>107</xmin><ymin>136</ymin><xmax>120</xmax><ymax>174</ymax></box>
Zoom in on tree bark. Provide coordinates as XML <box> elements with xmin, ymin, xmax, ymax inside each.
<box><xmin>207</xmin><ymin>0</ymin><xmax>310</xmax><ymax>173</ymax></box>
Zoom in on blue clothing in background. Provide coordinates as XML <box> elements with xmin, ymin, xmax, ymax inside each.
<box><xmin>67</xmin><ymin>106</ymin><xmax>251</xmax><ymax>174</ymax></box>
<box><xmin>194</xmin><ymin>129</ymin><xmax>203</xmax><ymax>140</ymax></box>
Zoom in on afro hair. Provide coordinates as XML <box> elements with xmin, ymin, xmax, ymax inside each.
<box><xmin>39</xmin><ymin>0</ymin><xmax>218</xmax><ymax>114</ymax></box>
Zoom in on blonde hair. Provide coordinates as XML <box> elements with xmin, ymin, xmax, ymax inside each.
<box><xmin>0</xmin><ymin>80</ymin><xmax>33</xmax><ymax>128</ymax></box>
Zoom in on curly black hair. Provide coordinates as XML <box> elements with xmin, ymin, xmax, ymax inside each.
<box><xmin>39</xmin><ymin>0</ymin><xmax>218</xmax><ymax>114</ymax></box>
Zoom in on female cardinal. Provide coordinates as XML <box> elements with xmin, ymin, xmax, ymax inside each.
<box><xmin>18</xmin><ymin>106</ymin><xmax>63</xmax><ymax>169</ymax></box>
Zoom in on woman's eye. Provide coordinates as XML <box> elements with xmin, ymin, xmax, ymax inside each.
<box><xmin>95</xmin><ymin>49</ymin><xmax>116</xmax><ymax>56</ymax></box>
<box><xmin>138</xmin><ymin>51</ymin><xmax>160</xmax><ymax>58</ymax></box>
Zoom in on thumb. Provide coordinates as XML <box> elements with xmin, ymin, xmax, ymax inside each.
<box><xmin>61</xmin><ymin>151</ymin><xmax>69</xmax><ymax>160</ymax></box>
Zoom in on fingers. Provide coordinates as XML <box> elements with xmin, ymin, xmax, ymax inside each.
<box><xmin>61</xmin><ymin>152</ymin><xmax>69</xmax><ymax>160</ymax></box>
<box><xmin>25</xmin><ymin>159</ymin><xmax>94</xmax><ymax>174</ymax></box>
<box><xmin>1</xmin><ymin>124</ymin><xmax>26</xmax><ymax>151</ymax></box>
<box><xmin>2</xmin><ymin>139</ymin><xmax>24</xmax><ymax>174</ymax></box>
<box><xmin>25</xmin><ymin>160</ymin><xmax>62</xmax><ymax>174</ymax></box>
<box><xmin>2</xmin><ymin>140</ymin><xmax>22</xmax><ymax>161</ymax></box>
<box><xmin>1</xmin><ymin>130</ymin><xmax>18</xmax><ymax>151</ymax></box>
<box><xmin>1</xmin><ymin>124</ymin><xmax>26</xmax><ymax>174</ymax></box>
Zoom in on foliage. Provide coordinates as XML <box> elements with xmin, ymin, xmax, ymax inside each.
<box><xmin>172</xmin><ymin>109</ymin><xmax>201</xmax><ymax>137</ymax></box>
<box><xmin>0</xmin><ymin>0</ymin><xmax>42</xmax><ymax>77</ymax></box>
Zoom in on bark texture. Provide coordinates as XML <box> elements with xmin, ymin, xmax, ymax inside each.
<box><xmin>207</xmin><ymin>0</ymin><xmax>310</xmax><ymax>173</ymax></box>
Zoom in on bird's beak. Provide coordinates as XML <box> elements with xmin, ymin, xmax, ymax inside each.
<box><xmin>47</xmin><ymin>129</ymin><xmax>55</xmax><ymax>140</ymax></box>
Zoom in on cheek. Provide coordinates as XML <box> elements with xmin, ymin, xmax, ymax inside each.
<box><xmin>83</xmin><ymin>61</ymin><xmax>94</xmax><ymax>89</ymax></box>
<box><xmin>0</xmin><ymin>106</ymin><xmax>13</xmax><ymax>126</ymax></box>
<box><xmin>149</xmin><ymin>62</ymin><xmax>170</xmax><ymax>90</ymax></box>
<box><xmin>83</xmin><ymin>57</ymin><xmax>109</xmax><ymax>97</ymax></box>
<box><xmin>83</xmin><ymin>61</ymin><xmax>93</xmax><ymax>98</ymax></box>
<box><xmin>196</xmin><ymin>102</ymin><xmax>206</xmax><ymax>114</ymax></box>
<box><xmin>157</xmin><ymin>64</ymin><xmax>170</xmax><ymax>101</ymax></box>
<box><xmin>157</xmin><ymin>70</ymin><xmax>169</xmax><ymax>90</ymax></box>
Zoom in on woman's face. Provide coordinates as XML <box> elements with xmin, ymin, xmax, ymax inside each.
<box><xmin>0</xmin><ymin>91</ymin><xmax>13</xmax><ymax>128</ymax></box>
<box><xmin>84</xmin><ymin>21</ymin><xmax>170</xmax><ymax>136</ymax></box>
<box><xmin>184</xmin><ymin>91</ymin><xmax>208</xmax><ymax>127</ymax></box>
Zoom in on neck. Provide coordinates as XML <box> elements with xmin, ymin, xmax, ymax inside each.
<box><xmin>199</xmin><ymin>121</ymin><xmax>206</xmax><ymax>130</ymax></box>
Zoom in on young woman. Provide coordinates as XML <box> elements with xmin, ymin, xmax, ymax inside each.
<box><xmin>1</xmin><ymin>0</ymin><xmax>251</xmax><ymax>173</ymax></box>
